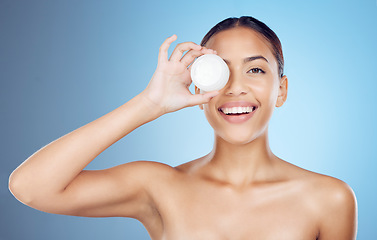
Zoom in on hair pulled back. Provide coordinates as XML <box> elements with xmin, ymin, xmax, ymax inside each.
<box><xmin>201</xmin><ymin>16</ymin><xmax>284</xmax><ymax>78</ymax></box>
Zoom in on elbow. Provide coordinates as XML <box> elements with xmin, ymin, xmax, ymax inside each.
<box><xmin>9</xmin><ymin>169</ymin><xmax>64</xmax><ymax>213</ymax></box>
<box><xmin>8</xmin><ymin>170</ymin><xmax>34</xmax><ymax>205</ymax></box>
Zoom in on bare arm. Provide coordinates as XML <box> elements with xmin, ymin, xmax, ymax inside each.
<box><xmin>9</xmin><ymin>92</ymin><xmax>162</xmax><ymax>215</ymax></box>
<box><xmin>8</xmin><ymin>34</ymin><xmax>219</xmax><ymax>218</ymax></box>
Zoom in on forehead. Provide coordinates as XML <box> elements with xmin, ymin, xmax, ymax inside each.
<box><xmin>204</xmin><ymin>27</ymin><xmax>275</xmax><ymax>64</ymax></box>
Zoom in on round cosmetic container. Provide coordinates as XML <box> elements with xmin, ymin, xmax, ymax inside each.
<box><xmin>190</xmin><ymin>54</ymin><xmax>229</xmax><ymax>92</ymax></box>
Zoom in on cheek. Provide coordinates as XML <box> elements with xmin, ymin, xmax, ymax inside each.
<box><xmin>254</xmin><ymin>80</ymin><xmax>280</xmax><ymax>129</ymax></box>
<box><xmin>252</xmin><ymin>78</ymin><xmax>279</xmax><ymax>106</ymax></box>
<box><xmin>203</xmin><ymin>103</ymin><xmax>231</xmax><ymax>136</ymax></box>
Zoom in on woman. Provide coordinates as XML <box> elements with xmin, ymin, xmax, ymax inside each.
<box><xmin>9</xmin><ymin>16</ymin><xmax>357</xmax><ymax>239</ymax></box>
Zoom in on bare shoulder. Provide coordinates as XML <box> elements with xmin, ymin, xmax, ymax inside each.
<box><xmin>119</xmin><ymin>160</ymin><xmax>175</xmax><ymax>171</ymax></box>
<box><xmin>277</xmin><ymin>158</ymin><xmax>356</xmax><ymax>204</ymax></box>
<box><xmin>292</xmin><ymin>166</ymin><xmax>357</xmax><ymax>210</ymax></box>
<box><xmin>278</xmin><ymin>159</ymin><xmax>357</xmax><ymax>239</ymax></box>
<box><xmin>311</xmin><ymin>174</ymin><xmax>356</xmax><ymax>204</ymax></box>
<box><xmin>307</xmin><ymin>173</ymin><xmax>357</xmax><ymax>239</ymax></box>
<box><xmin>115</xmin><ymin>160</ymin><xmax>179</xmax><ymax>180</ymax></box>
<box><xmin>307</xmin><ymin>171</ymin><xmax>357</xmax><ymax>217</ymax></box>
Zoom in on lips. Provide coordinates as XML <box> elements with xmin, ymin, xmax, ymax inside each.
<box><xmin>217</xmin><ymin>101</ymin><xmax>258</xmax><ymax>124</ymax></box>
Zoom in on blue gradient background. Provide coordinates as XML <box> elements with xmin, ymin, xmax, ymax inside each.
<box><xmin>1</xmin><ymin>0</ymin><xmax>376</xmax><ymax>239</ymax></box>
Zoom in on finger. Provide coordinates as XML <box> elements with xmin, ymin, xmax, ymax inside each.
<box><xmin>186</xmin><ymin>91</ymin><xmax>220</xmax><ymax>107</ymax></box>
<box><xmin>200</xmin><ymin>47</ymin><xmax>217</xmax><ymax>55</ymax></box>
<box><xmin>169</xmin><ymin>42</ymin><xmax>202</xmax><ymax>62</ymax></box>
<box><xmin>158</xmin><ymin>34</ymin><xmax>177</xmax><ymax>64</ymax></box>
<box><xmin>187</xmin><ymin>62</ymin><xmax>194</xmax><ymax>72</ymax></box>
<box><xmin>181</xmin><ymin>49</ymin><xmax>203</xmax><ymax>67</ymax></box>
<box><xmin>181</xmin><ymin>48</ymin><xmax>217</xmax><ymax>67</ymax></box>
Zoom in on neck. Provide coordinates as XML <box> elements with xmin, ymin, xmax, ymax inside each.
<box><xmin>202</xmin><ymin>129</ymin><xmax>277</xmax><ymax>186</ymax></box>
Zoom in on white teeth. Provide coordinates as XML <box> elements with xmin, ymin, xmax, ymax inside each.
<box><xmin>221</xmin><ymin>106</ymin><xmax>255</xmax><ymax>115</ymax></box>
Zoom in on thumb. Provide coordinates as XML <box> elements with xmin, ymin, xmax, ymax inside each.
<box><xmin>186</xmin><ymin>91</ymin><xmax>220</xmax><ymax>107</ymax></box>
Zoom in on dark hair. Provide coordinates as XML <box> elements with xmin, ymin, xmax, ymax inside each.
<box><xmin>201</xmin><ymin>16</ymin><xmax>284</xmax><ymax>78</ymax></box>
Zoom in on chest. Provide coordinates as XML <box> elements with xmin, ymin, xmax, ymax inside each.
<box><xmin>155</xmin><ymin>180</ymin><xmax>319</xmax><ymax>240</ymax></box>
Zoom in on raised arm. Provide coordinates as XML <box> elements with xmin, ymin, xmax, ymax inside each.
<box><xmin>8</xmin><ymin>34</ymin><xmax>219</xmax><ymax>219</ymax></box>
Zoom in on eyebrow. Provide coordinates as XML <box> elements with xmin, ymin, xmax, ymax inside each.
<box><xmin>223</xmin><ymin>55</ymin><xmax>269</xmax><ymax>64</ymax></box>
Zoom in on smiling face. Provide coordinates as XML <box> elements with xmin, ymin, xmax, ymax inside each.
<box><xmin>196</xmin><ymin>26</ymin><xmax>288</xmax><ymax>145</ymax></box>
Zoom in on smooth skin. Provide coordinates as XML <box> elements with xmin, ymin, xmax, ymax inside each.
<box><xmin>9</xmin><ymin>27</ymin><xmax>357</xmax><ymax>240</ymax></box>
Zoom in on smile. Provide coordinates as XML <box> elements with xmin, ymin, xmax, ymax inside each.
<box><xmin>218</xmin><ymin>102</ymin><xmax>258</xmax><ymax>124</ymax></box>
<box><xmin>219</xmin><ymin>106</ymin><xmax>256</xmax><ymax>115</ymax></box>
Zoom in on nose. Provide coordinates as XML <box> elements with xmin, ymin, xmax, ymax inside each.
<box><xmin>223</xmin><ymin>72</ymin><xmax>248</xmax><ymax>96</ymax></box>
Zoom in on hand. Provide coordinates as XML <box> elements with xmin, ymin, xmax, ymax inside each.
<box><xmin>141</xmin><ymin>34</ymin><xmax>220</xmax><ymax>115</ymax></box>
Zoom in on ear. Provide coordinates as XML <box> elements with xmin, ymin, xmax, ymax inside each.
<box><xmin>195</xmin><ymin>86</ymin><xmax>204</xmax><ymax>110</ymax></box>
<box><xmin>276</xmin><ymin>75</ymin><xmax>288</xmax><ymax>107</ymax></box>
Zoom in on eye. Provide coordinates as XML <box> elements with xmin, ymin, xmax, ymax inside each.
<box><xmin>248</xmin><ymin>68</ymin><xmax>265</xmax><ymax>74</ymax></box>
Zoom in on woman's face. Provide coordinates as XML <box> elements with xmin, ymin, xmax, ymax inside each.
<box><xmin>196</xmin><ymin>26</ymin><xmax>288</xmax><ymax>145</ymax></box>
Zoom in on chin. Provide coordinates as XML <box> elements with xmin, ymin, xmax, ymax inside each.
<box><xmin>217</xmin><ymin>129</ymin><xmax>260</xmax><ymax>145</ymax></box>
